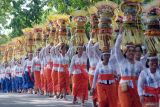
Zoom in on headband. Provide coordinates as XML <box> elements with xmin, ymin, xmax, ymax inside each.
<box><xmin>126</xmin><ymin>45</ymin><xmax>135</xmax><ymax>48</ymax></box>
<box><xmin>147</xmin><ymin>56</ymin><xmax>158</xmax><ymax>60</ymax></box>
<box><xmin>102</xmin><ymin>52</ymin><xmax>111</xmax><ymax>55</ymax></box>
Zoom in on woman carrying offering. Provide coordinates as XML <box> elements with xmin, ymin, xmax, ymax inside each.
<box><xmin>115</xmin><ymin>25</ymin><xmax>143</xmax><ymax>107</ymax></box>
<box><xmin>69</xmin><ymin>44</ymin><xmax>88</xmax><ymax>106</ymax></box>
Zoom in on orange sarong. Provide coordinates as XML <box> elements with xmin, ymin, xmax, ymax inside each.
<box><xmin>121</xmin><ymin>76</ymin><xmax>138</xmax><ymax>90</ymax></box>
<box><xmin>97</xmin><ymin>83</ymin><xmax>117</xmax><ymax>107</ymax></box>
<box><xmin>144</xmin><ymin>86</ymin><xmax>160</xmax><ymax>96</ymax></box>
<box><xmin>72</xmin><ymin>73</ymin><xmax>88</xmax><ymax>100</ymax></box>
<box><xmin>51</xmin><ymin>70</ymin><xmax>58</xmax><ymax>94</ymax></box>
<box><xmin>40</xmin><ymin>73</ymin><xmax>45</xmax><ymax>91</ymax></box>
<box><xmin>143</xmin><ymin>86</ymin><xmax>160</xmax><ymax>107</ymax></box>
<box><xmin>43</xmin><ymin>67</ymin><xmax>47</xmax><ymax>93</ymax></box>
<box><xmin>34</xmin><ymin>71</ymin><xmax>41</xmax><ymax>89</ymax></box>
<box><xmin>118</xmin><ymin>85</ymin><xmax>142</xmax><ymax>107</ymax></box>
<box><xmin>88</xmin><ymin>67</ymin><xmax>96</xmax><ymax>86</ymax></box>
<box><xmin>51</xmin><ymin>64</ymin><xmax>59</xmax><ymax>94</ymax></box>
<box><xmin>46</xmin><ymin>67</ymin><xmax>53</xmax><ymax>93</ymax></box>
<box><xmin>89</xmin><ymin>74</ymin><xmax>98</xmax><ymax>100</ymax></box>
<box><xmin>72</xmin><ymin>64</ymin><xmax>88</xmax><ymax>100</ymax></box>
<box><xmin>58</xmin><ymin>64</ymin><xmax>70</xmax><ymax>94</ymax></box>
<box><xmin>116</xmin><ymin>79</ymin><xmax>121</xmax><ymax>107</ymax></box>
<box><xmin>143</xmin><ymin>96</ymin><xmax>159</xmax><ymax>107</ymax></box>
<box><xmin>34</xmin><ymin>64</ymin><xmax>41</xmax><ymax>90</ymax></box>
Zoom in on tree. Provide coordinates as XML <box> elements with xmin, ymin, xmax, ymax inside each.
<box><xmin>0</xmin><ymin>35</ymin><xmax>10</xmax><ymax>45</ymax></box>
<box><xmin>8</xmin><ymin>0</ymin><xmax>45</xmax><ymax>37</ymax></box>
<box><xmin>0</xmin><ymin>0</ymin><xmax>155</xmax><ymax>38</ymax></box>
<box><xmin>0</xmin><ymin>0</ymin><xmax>12</xmax><ymax>25</ymax></box>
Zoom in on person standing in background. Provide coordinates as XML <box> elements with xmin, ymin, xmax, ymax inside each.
<box><xmin>23</xmin><ymin>53</ymin><xmax>34</xmax><ymax>94</ymax></box>
<box><xmin>32</xmin><ymin>48</ymin><xmax>42</xmax><ymax>95</ymax></box>
<box><xmin>86</xmin><ymin>39</ymin><xmax>101</xmax><ymax>107</ymax></box>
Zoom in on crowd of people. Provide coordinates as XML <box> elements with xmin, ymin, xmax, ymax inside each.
<box><xmin>0</xmin><ymin>25</ymin><xmax>159</xmax><ymax>107</ymax></box>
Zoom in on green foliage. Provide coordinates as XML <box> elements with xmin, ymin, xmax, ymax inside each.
<box><xmin>8</xmin><ymin>0</ymin><xmax>45</xmax><ymax>37</ymax></box>
<box><xmin>47</xmin><ymin>0</ymin><xmax>97</xmax><ymax>14</ymax></box>
<box><xmin>0</xmin><ymin>35</ymin><xmax>10</xmax><ymax>45</ymax></box>
<box><xmin>0</xmin><ymin>0</ymin><xmax>12</xmax><ymax>25</ymax></box>
<box><xmin>0</xmin><ymin>0</ymin><xmax>155</xmax><ymax>41</ymax></box>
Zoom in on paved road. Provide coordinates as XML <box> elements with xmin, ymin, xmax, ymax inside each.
<box><xmin>0</xmin><ymin>93</ymin><xmax>92</xmax><ymax>107</ymax></box>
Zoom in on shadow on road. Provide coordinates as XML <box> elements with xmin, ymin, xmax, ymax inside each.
<box><xmin>0</xmin><ymin>93</ymin><xmax>92</xmax><ymax>107</ymax></box>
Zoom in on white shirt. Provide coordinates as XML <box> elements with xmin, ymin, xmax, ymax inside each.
<box><xmin>14</xmin><ymin>65</ymin><xmax>19</xmax><ymax>76</ymax></box>
<box><xmin>0</xmin><ymin>71</ymin><xmax>2</xmax><ymax>80</ymax></box>
<box><xmin>115</xmin><ymin>34</ymin><xmax>144</xmax><ymax>88</ymax></box>
<box><xmin>69</xmin><ymin>52</ymin><xmax>88</xmax><ymax>74</ymax></box>
<box><xmin>57</xmin><ymin>54</ymin><xmax>70</xmax><ymax>72</ymax></box>
<box><xmin>109</xmin><ymin>47</ymin><xmax>121</xmax><ymax>75</ymax></box>
<box><xmin>92</xmin><ymin>61</ymin><xmax>116</xmax><ymax>89</ymax></box>
<box><xmin>140</xmin><ymin>54</ymin><xmax>148</xmax><ymax>67</ymax></box>
<box><xmin>17</xmin><ymin>65</ymin><xmax>23</xmax><ymax>77</ymax></box>
<box><xmin>86</xmin><ymin>41</ymin><xmax>101</xmax><ymax>75</ymax></box>
<box><xmin>53</xmin><ymin>43</ymin><xmax>73</xmax><ymax>72</ymax></box>
<box><xmin>40</xmin><ymin>59</ymin><xmax>45</xmax><ymax>74</ymax></box>
<box><xmin>32</xmin><ymin>56</ymin><xmax>41</xmax><ymax>72</ymax></box>
<box><xmin>5</xmin><ymin>67</ymin><xmax>11</xmax><ymax>79</ymax></box>
<box><xmin>0</xmin><ymin>66</ymin><xmax>5</xmax><ymax>79</ymax></box>
<box><xmin>39</xmin><ymin>47</ymin><xmax>46</xmax><ymax>73</ymax></box>
<box><xmin>52</xmin><ymin>56</ymin><xmax>59</xmax><ymax>71</ymax></box>
<box><xmin>138</xmin><ymin>68</ymin><xmax>160</xmax><ymax>96</ymax></box>
<box><xmin>24</xmin><ymin>59</ymin><xmax>33</xmax><ymax>72</ymax></box>
<box><xmin>45</xmin><ymin>54</ymin><xmax>53</xmax><ymax>71</ymax></box>
<box><xmin>45</xmin><ymin>45</ymin><xmax>53</xmax><ymax>68</ymax></box>
<box><xmin>1</xmin><ymin>66</ymin><xmax>5</xmax><ymax>79</ymax></box>
<box><xmin>11</xmin><ymin>66</ymin><xmax>15</xmax><ymax>77</ymax></box>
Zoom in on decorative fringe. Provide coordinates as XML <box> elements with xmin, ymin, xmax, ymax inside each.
<box><xmin>88</xmin><ymin>6</ymin><xmax>98</xmax><ymax>15</ymax></box>
<box><xmin>71</xmin><ymin>10</ymin><xmax>88</xmax><ymax>17</ymax></box>
<box><xmin>74</xmin><ymin>33</ymin><xmax>88</xmax><ymax>46</ymax></box>
<box><xmin>48</xmin><ymin>33</ymin><xmax>55</xmax><ymax>44</ymax></box>
<box><xmin>35</xmin><ymin>41</ymin><xmax>42</xmax><ymax>49</ymax></box>
<box><xmin>58</xmin><ymin>36</ymin><xmax>69</xmax><ymax>44</ymax></box>
<box><xmin>91</xmin><ymin>32</ymin><xmax>99</xmax><ymax>43</ymax></box>
<box><xmin>145</xmin><ymin>37</ymin><xmax>160</xmax><ymax>53</ymax></box>
<box><xmin>54</xmin><ymin>34</ymin><xmax>59</xmax><ymax>45</ymax></box>
<box><xmin>95</xmin><ymin>1</ymin><xmax>118</xmax><ymax>10</ymax></box>
<box><xmin>98</xmin><ymin>34</ymin><xmax>112</xmax><ymax>50</ymax></box>
<box><xmin>122</xmin><ymin>27</ymin><xmax>144</xmax><ymax>45</ymax></box>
